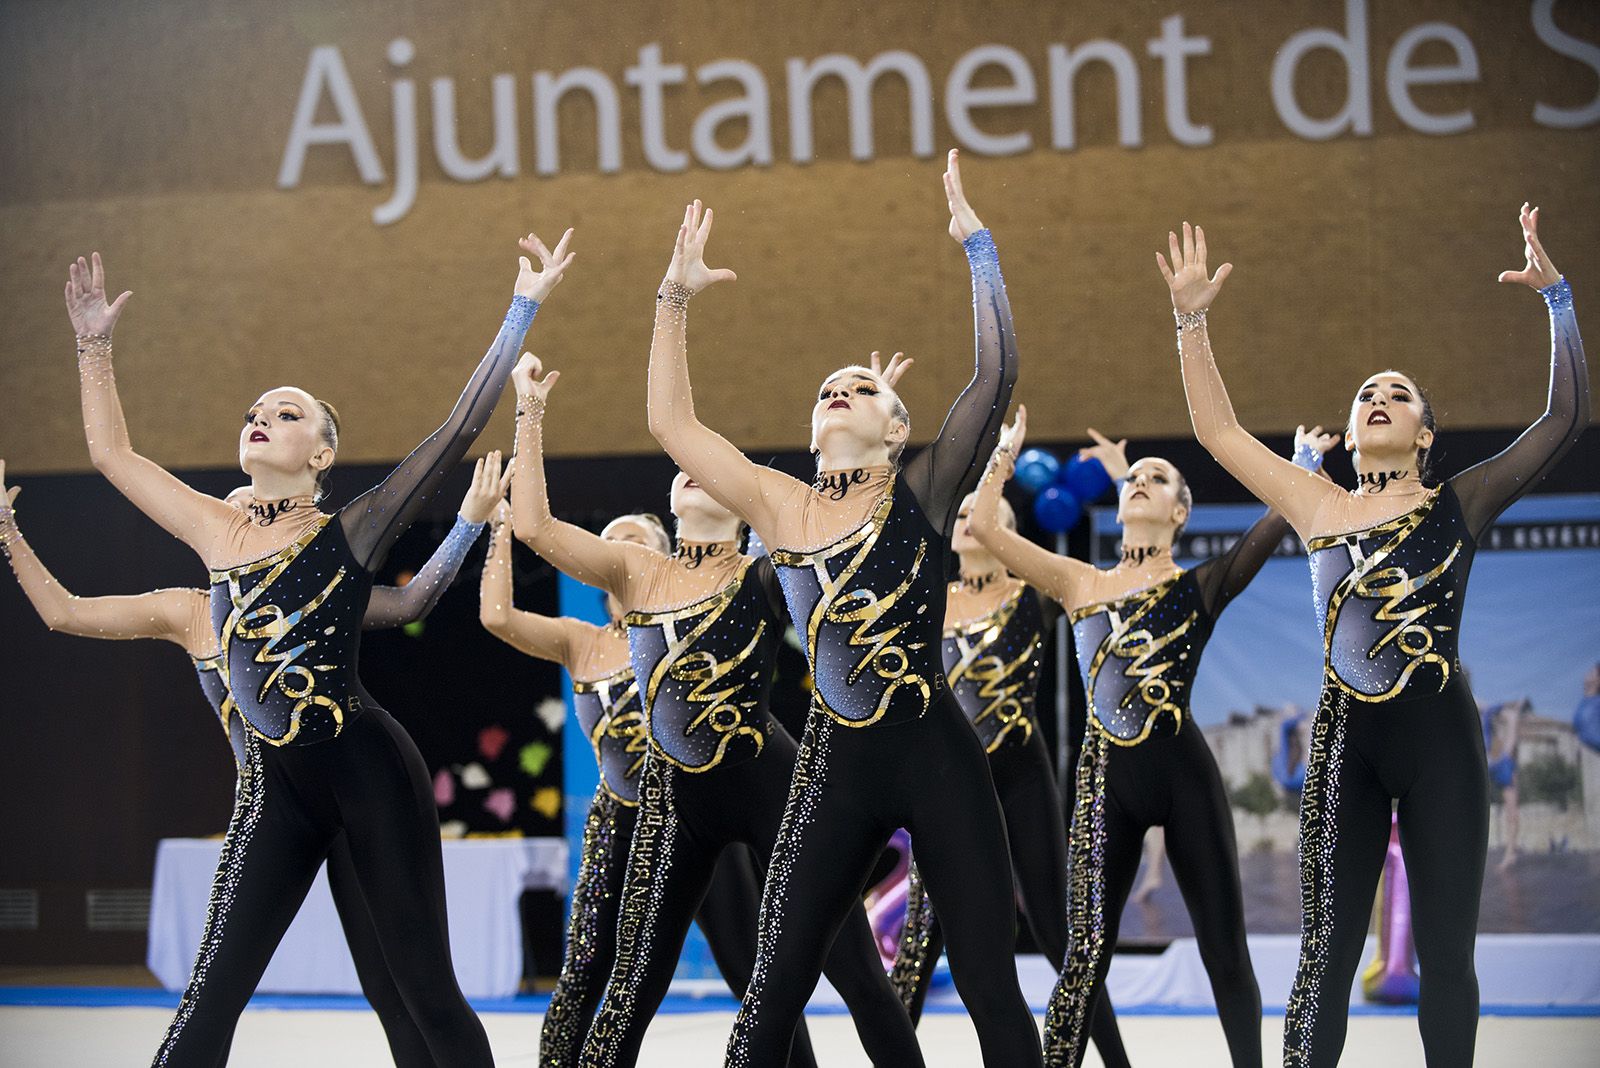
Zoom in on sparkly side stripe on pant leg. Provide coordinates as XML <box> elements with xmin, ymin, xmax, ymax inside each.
<box><xmin>579</xmin><ymin>755</ymin><xmax>679</xmax><ymax>1068</ymax></box>
<box><xmin>1042</xmin><ymin>728</ymin><xmax>1108</xmax><ymax>1068</ymax></box>
<box><xmin>725</xmin><ymin>708</ymin><xmax>833</xmax><ymax>1067</ymax></box>
<box><xmin>152</xmin><ymin>736</ymin><xmax>267</xmax><ymax>1066</ymax></box>
<box><xmin>889</xmin><ymin>861</ymin><xmax>936</xmax><ymax>1016</ymax></box>
<box><xmin>1283</xmin><ymin>684</ymin><xmax>1349</xmax><ymax>1068</ymax></box>
<box><xmin>540</xmin><ymin>792</ymin><xmax>622</xmax><ymax>1066</ymax></box>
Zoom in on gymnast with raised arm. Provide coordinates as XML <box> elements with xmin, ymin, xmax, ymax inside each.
<box><xmin>506</xmin><ymin>357</ymin><xmax>920</xmax><ymax>1068</ymax></box>
<box><xmin>644</xmin><ymin>151</ymin><xmax>1041</xmax><ymax>1068</ymax></box>
<box><xmin>1</xmin><ymin>454</ymin><xmax>507</xmax><ymax>1067</ymax></box>
<box><xmin>1158</xmin><ymin>208</ymin><xmax>1588</xmax><ymax>1067</ymax></box>
<box><xmin>973</xmin><ymin>413</ymin><xmax>1335</xmax><ymax>1067</ymax></box>
<box><xmin>64</xmin><ymin>230</ymin><xmax>572</xmax><ymax>1065</ymax></box>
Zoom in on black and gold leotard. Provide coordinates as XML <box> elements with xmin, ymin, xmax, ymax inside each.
<box><xmin>1308</xmin><ymin>484</ymin><xmax>1469</xmax><ymax>702</ymax></box>
<box><xmin>572</xmin><ymin>666</ymin><xmax>647</xmax><ymax>806</ymax></box>
<box><xmin>1070</xmin><ymin>570</ymin><xmax>1213</xmax><ymax>747</ymax></box>
<box><xmin>772</xmin><ymin>482</ymin><xmax>947</xmax><ymax>730</ymax></box>
<box><xmin>625</xmin><ymin>556</ymin><xmax>782</xmax><ymax>770</ymax></box>
<box><xmin>942</xmin><ymin>581</ymin><xmax>1052</xmax><ymax>752</ymax></box>
<box><xmin>209</xmin><ymin>514</ymin><xmax>374</xmax><ymax>747</ymax></box>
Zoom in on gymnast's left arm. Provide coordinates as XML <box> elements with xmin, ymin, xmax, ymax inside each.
<box><xmin>905</xmin><ymin>149</ymin><xmax>1019</xmax><ymax>537</ymax></box>
<box><xmin>362</xmin><ymin>450</ymin><xmax>505</xmax><ymax>630</ymax></box>
<box><xmin>1452</xmin><ymin>204</ymin><xmax>1590</xmax><ymax>540</ymax></box>
<box><xmin>340</xmin><ymin>228</ymin><xmax>573</xmax><ymax>573</ymax></box>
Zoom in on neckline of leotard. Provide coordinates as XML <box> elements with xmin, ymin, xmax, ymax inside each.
<box><xmin>623</xmin><ymin>555</ymin><xmax>755</xmax><ymax>625</ymax></box>
<box><xmin>571</xmin><ymin>661</ymin><xmax>637</xmax><ymax>692</ymax></box>
<box><xmin>769</xmin><ymin>481</ymin><xmax>897</xmax><ymax>565</ymax></box>
<box><xmin>945</xmin><ymin>578</ymin><xmax>1027</xmax><ymax>637</ymax></box>
<box><xmin>207</xmin><ymin>511</ymin><xmax>335</xmax><ymax>581</ymax></box>
<box><xmin>1306</xmin><ymin>485</ymin><xmax>1442</xmax><ymax>552</ymax></box>
<box><xmin>1068</xmin><ymin>569</ymin><xmax>1188</xmax><ymax>623</ymax></box>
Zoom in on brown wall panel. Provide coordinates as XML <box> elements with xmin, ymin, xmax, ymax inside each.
<box><xmin>2</xmin><ymin>0</ymin><xmax>1597</xmax><ymax>477</ymax></box>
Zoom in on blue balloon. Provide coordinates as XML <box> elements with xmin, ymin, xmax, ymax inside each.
<box><xmin>1062</xmin><ymin>454</ymin><xmax>1114</xmax><ymax>501</ymax></box>
<box><xmin>1013</xmin><ymin>448</ymin><xmax>1060</xmax><ymax>493</ymax></box>
<box><xmin>1033</xmin><ymin>486</ymin><xmax>1082</xmax><ymax>533</ymax></box>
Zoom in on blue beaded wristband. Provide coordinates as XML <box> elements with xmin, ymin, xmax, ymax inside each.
<box><xmin>1293</xmin><ymin>442</ymin><xmax>1324</xmax><ymax>473</ymax></box>
<box><xmin>1541</xmin><ymin>277</ymin><xmax>1573</xmax><ymax>314</ymax></box>
<box><xmin>962</xmin><ymin>228</ymin><xmax>997</xmax><ymax>262</ymax></box>
<box><xmin>505</xmin><ymin>295</ymin><xmax>539</xmax><ymax>334</ymax></box>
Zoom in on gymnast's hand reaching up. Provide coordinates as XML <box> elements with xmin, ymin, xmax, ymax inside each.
<box><xmin>65</xmin><ymin>252</ymin><xmax>132</xmax><ymax>338</ymax></box>
<box><xmin>663</xmin><ymin>200</ymin><xmax>736</xmax><ymax>294</ymax></box>
<box><xmin>1497</xmin><ymin>203</ymin><xmax>1561</xmax><ymax>291</ymax></box>
<box><xmin>1079</xmin><ymin>428</ymin><xmax>1130</xmax><ymax>481</ymax></box>
<box><xmin>517</xmin><ymin>229</ymin><xmax>577</xmax><ymax>304</ymax></box>
<box><xmin>1157</xmin><ymin>221</ymin><xmax>1232</xmax><ymax>314</ymax></box>
<box><xmin>944</xmin><ymin>148</ymin><xmax>984</xmax><ymax>243</ymax></box>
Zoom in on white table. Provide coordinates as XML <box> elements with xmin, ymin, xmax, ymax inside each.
<box><xmin>148</xmin><ymin>837</ymin><xmax>568</xmax><ymax>999</ymax></box>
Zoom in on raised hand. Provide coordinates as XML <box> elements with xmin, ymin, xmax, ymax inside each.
<box><xmin>1078</xmin><ymin>427</ymin><xmax>1130</xmax><ymax>480</ymax></box>
<box><xmin>664</xmin><ymin>200</ymin><xmax>737</xmax><ymax>293</ymax></box>
<box><xmin>516</xmin><ymin>228</ymin><xmax>576</xmax><ymax>304</ymax></box>
<box><xmin>869</xmin><ymin>350</ymin><xmax>915</xmax><ymax>388</ymax></box>
<box><xmin>1294</xmin><ymin>424</ymin><xmax>1340</xmax><ymax>458</ymax></box>
<box><xmin>1497</xmin><ymin>203</ymin><xmax>1562</xmax><ymax>290</ymax></box>
<box><xmin>997</xmin><ymin>405</ymin><xmax>1028</xmax><ymax>462</ymax></box>
<box><xmin>0</xmin><ymin>459</ymin><xmax>19</xmax><ymax>517</ymax></box>
<box><xmin>65</xmin><ymin>252</ymin><xmax>132</xmax><ymax>337</ymax></box>
<box><xmin>1156</xmin><ymin>222</ymin><xmax>1232</xmax><ymax>313</ymax></box>
<box><xmin>944</xmin><ymin>149</ymin><xmax>984</xmax><ymax>243</ymax></box>
<box><xmin>512</xmin><ymin>353</ymin><xmax>561</xmax><ymax>404</ymax></box>
<box><xmin>490</xmin><ymin>497</ymin><xmax>513</xmax><ymax>538</ymax></box>
<box><xmin>460</xmin><ymin>450</ymin><xmax>512</xmax><ymax>523</ymax></box>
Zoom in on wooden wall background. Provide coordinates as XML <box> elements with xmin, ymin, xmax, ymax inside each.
<box><xmin>2</xmin><ymin>0</ymin><xmax>1597</xmax><ymax>479</ymax></box>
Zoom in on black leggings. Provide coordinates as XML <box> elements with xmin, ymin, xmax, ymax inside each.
<box><xmin>1284</xmin><ymin>676</ymin><xmax>1488</xmax><ymax>1067</ymax></box>
<box><xmin>1045</xmin><ymin>723</ymin><xmax>1261</xmax><ymax>1068</ymax></box>
<box><xmin>152</xmin><ymin>702</ymin><xmax>491</xmax><ymax>1067</ymax></box>
<box><xmin>542</xmin><ymin>798</ymin><xmax>815</xmax><ymax>1068</ymax></box>
<box><xmin>729</xmin><ymin>699</ymin><xmax>1041</xmax><ymax>1067</ymax></box>
<box><xmin>893</xmin><ymin>729</ymin><xmax>1131</xmax><ymax>1068</ymax></box>
<box><xmin>581</xmin><ymin>733</ymin><xmax>916</xmax><ymax>1068</ymax></box>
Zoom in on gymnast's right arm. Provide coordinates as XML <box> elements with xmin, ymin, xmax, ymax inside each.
<box><xmin>968</xmin><ymin>408</ymin><xmax>1092</xmax><ymax>607</ymax></box>
<box><xmin>1158</xmin><ymin>224</ymin><xmax>1336</xmax><ymax>540</ymax></box>
<box><xmin>508</xmin><ymin>358</ymin><xmax>653</xmax><ymax>603</ymax></box>
<box><xmin>645</xmin><ymin>200</ymin><xmax>805</xmax><ymax>546</ymax></box>
<box><xmin>479</xmin><ymin>500</ymin><xmax>584</xmax><ymax>664</ymax></box>
<box><xmin>67</xmin><ymin>253</ymin><xmax>236</xmax><ymax>556</ymax></box>
<box><xmin>0</xmin><ymin>460</ymin><xmax>206</xmax><ymax>652</ymax></box>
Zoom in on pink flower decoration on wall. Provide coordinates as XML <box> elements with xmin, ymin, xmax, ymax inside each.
<box><xmin>433</xmin><ymin>769</ymin><xmax>456</xmax><ymax>807</ymax></box>
<box><xmin>483</xmin><ymin>787</ymin><xmax>516</xmax><ymax>824</ymax></box>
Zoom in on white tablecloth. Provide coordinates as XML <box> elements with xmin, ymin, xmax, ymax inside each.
<box><xmin>148</xmin><ymin>837</ymin><xmax>568</xmax><ymax>999</ymax></box>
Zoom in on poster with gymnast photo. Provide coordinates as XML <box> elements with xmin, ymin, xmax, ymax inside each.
<box><xmin>1090</xmin><ymin>492</ymin><xmax>1600</xmax><ymax>939</ymax></box>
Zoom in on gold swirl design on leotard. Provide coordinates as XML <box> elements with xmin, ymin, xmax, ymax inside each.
<box><xmin>574</xmin><ymin>667</ymin><xmax>647</xmax><ymax>804</ymax></box>
<box><xmin>770</xmin><ymin>489</ymin><xmax>932</xmax><ymax>728</ymax></box>
<box><xmin>211</xmin><ymin>515</ymin><xmax>346</xmax><ymax>745</ymax></box>
<box><xmin>1309</xmin><ymin>489</ymin><xmax>1460</xmax><ymax>702</ymax></box>
<box><xmin>1071</xmin><ymin>575</ymin><xmax>1195</xmax><ymax>747</ymax></box>
<box><xmin>626</xmin><ymin>558</ymin><xmax>766</xmax><ymax>772</ymax></box>
<box><xmin>946</xmin><ymin>589</ymin><xmax>1035</xmax><ymax>751</ymax></box>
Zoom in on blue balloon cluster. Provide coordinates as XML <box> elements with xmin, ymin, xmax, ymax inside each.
<box><xmin>1008</xmin><ymin>448</ymin><xmax>1113</xmax><ymax>534</ymax></box>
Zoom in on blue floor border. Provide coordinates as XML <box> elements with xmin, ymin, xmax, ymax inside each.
<box><xmin>1</xmin><ymin>987</ymin><xmax>1596</xmax><ymax>1018</ymax></box>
